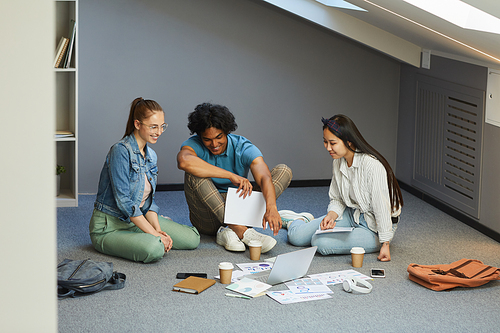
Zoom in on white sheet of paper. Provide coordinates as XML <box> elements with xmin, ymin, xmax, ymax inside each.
<box><xmin>266</xmin><ymin>290</ymin><xmax>332</xmax><ymax>304</ymax></box>
<box><xmin>314</xmin><ymin>226</ymin><xmax>354</xmax><ymax>235</ymax></box>
<box><xmin>224</xmin><ymin>188</ymin><xmax>267</xmax><ymax>228</ymax></box>
<box><xmin>285</xmin><ymin>278</ymin><xmax>333</xmax><ymax>294</ymax></box>
<box><xmin>236</xmin><ymin>262</ymin><xmax>273</xmax><ymax>274</ymax></box>
<box><xmin>226</xmin><ymin>277</ymin><xmax>272</xmax><ymax>298</ymax></box>
<box><xmin>308</xmin><ymin>270</ymin><xmax>372</xmax><ymax>285</ymax></box>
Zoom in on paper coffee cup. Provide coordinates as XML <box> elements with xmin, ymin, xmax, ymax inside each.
<box><xmin>350</xmin><ymin>247</ymin><xmax>365</xmax><ymax>268</ymax></box>
<box><xmin>248</xmin><ymin>240</ymin><xmax>262</xmax><ymax>261</ymax></box>
<box><xmin>218</xmin><ymin>262</ymin><xmax>234</xmax><ymax>284</ymax></box>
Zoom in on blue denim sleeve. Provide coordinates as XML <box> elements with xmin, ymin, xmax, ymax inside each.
<box><xmin>146</xmin><ymin>146</ymin><xmax>160</xmax><ymax>215</ymax></box>
<box><xmin>107</xmin><ymin>143</ymin><xmax>142</xmax><ymax>219</ymax></box>
<box><xmin>149</xmin><ymin>200</ymin><xmax>160</xmax><ymax>215</ymax></box>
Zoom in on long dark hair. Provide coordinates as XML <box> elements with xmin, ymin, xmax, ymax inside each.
<box><xmin>323</xmin><ymin>114</ymin><xmax>403</xmax><ymax>212</ymax></box>
<box><xmin>123</xmin><ymin>97</ymin><xmax>163</xmax><ymax>138</ymax></box>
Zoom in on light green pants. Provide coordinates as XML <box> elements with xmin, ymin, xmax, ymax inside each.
<box><xmin>89</xmin><ymin>209</ymin><xmax>200</xmax><ymax>263</ymax></box>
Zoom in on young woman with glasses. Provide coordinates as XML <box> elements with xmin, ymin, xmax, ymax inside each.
<box><xmin>89</xmin><ymin>97</ymin><xmax>200</xmax><ymax>263</ymax></box>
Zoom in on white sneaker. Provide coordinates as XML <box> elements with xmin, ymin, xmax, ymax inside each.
<box><xmin>241</xmin><ymin>228</ymin><xmax>277</xmax><ymax>253</ymax></box>
<box><xmin>216</xmin><ymin>227</ymin><xmax>245</xmax><ymax>252</ymax></box>
<box><xmin>278</xmin><ymin>210</ymin><xmax>314</xmax><ymax>229</ymax></box>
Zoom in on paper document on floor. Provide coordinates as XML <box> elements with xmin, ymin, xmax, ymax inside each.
<box><xmin>226</xmin><ymin>277</ymin><xmax>272</xmax><ymax>298</ymax></box>
<box><xmin>236</xmin><ymin>262</ymin><xmax>273</xmax><ymax>274</ymax></box>
<box><xmin>266</xmin><ymin>290</ymin><xmax>332</xmax><ymax>304</ymax></box>
<box><xmin>285</xmin><ymin>278</ymin><xmax>333</xmax><ymax>294</ymax></box>
<box><xmin>308</xmin><ymin>270</ymin><xmax>372</xmax><ymax>285</ymax></box>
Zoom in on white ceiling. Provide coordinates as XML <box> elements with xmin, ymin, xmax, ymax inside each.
<box><xmin>320</xmin><ymin>0</ymin><xmax>500</xmax><ymax>67</ymax></box>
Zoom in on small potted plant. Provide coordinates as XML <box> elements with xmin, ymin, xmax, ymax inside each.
<box><xmin>56</xmin><ymin>164</ymin><xmax>66</xmax><ymax>196</ymax></box>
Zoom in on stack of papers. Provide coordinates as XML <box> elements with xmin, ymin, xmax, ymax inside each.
<box><xmin>266</xmin><ymin>277</ymin><xmax>333</xmax><ymax>304</ymax></box>
<box><xmin>55</xmin><ymin>130</ymin><xmax>74</xmax><ymax>138</ymax></box>
<box><xmin>221</xmin><ymin>261</ymin><xmax>373</xmax><ymax>304</ymax></box>
<box><xmin>266</xmin><ymin>270</ymin><xmax>372</xmax><ymax>304</ymax></box>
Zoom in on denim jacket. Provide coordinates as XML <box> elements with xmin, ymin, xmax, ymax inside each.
<box><xmin>94</xmin><ymin>134</ymin><xmax>160</xmax><ymax>222</ymax></box>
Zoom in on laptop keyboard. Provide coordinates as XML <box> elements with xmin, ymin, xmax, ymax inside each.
<box><xmin>246</xmin><ymin>271</ymin><xmax>270</xmax><ymax>283</ymax></box>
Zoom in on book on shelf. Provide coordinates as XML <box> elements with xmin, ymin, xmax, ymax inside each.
<box><xmin>55</xmin><ymin>130</ymin><xmax>74</xmax><ymax>138</ymax></box>
<box><xmin>53</xmin><ymin>37</ymin><xmax>69</xmax><ymax>68</ymax></box>
<box><xmin>172</xmin><ymin>276</ymin><xmax>216</xmax><ymax>294</ymax></box>
<box><xmin>63</xmin><ymin>19</ymin><xmax>77</xmax><ymax>68</ymax></box>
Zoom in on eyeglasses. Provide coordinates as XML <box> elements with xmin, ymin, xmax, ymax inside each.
<box><xmin>140</xmin><ymin>121</ymin><xmax>168</xmax><ymax>133</ymax></box>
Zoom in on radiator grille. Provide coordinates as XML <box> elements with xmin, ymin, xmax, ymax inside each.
<box><xmin>413</xmin><ymin>75</ymin><xmax>484</xmax><ymax>218</ymax></box>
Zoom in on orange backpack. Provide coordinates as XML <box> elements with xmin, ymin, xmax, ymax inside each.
<box><xmin>407</xmin><ymin>259</ymin><xmax>500</xmax><ymax>291</ymax></box>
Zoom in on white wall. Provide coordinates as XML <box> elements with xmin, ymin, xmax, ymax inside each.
<box><xmin>78</xmin><ymin>0</ymin><xmax>402</xmax><ymax>193</ymax></box>
<box><xmin>0</xmin><ymin>1</ymin><xmax>57</xmax><ymax>332</ymax></box>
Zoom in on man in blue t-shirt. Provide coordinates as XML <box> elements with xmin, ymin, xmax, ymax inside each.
<box><xmin>177</xmin><ymin>103</ymin><xmax>292</xmax><ymax>253</ymax></box>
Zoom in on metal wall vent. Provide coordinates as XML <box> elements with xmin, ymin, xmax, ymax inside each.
<box><xmin>412</xmin><ymin>75</ymin><xmax>484</xmax><ymax>219</ymax></box>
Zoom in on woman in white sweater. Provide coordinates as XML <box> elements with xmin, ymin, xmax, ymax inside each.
<box><xmin>281</xmin><ymin>115</ymin><xmax>403</xmax><ymax>261</ymax></box>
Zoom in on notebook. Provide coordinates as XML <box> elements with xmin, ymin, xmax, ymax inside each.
<box><xmin>172</xmin><ymin>276</ymin><xmax>216</xmax><ymax>294</ymax></box>
<box><xmin>244</xmin><ymin>246</ymin><xmax>317</xmax><ymax>285</ymax></box>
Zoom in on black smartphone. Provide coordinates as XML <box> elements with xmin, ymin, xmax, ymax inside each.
<box><xmin>370</xmin><ymin>268</ymin><xmax>385</xmax><ymax>278</ymax></box>
<box><xmin>176</xmin><ymin>273</ymin><xmax>208</xmax><ymax>279</ymax></box>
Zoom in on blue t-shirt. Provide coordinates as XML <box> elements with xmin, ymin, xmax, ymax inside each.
<box><xmin>181</xmin><ymin>134</ymin><xmax>263</xmax><ymax>192</ymax></box>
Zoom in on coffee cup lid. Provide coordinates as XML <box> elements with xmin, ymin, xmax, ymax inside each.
<box><xmin>350</xmin><ymin>247</ymin><xmax>365</xmax><ymax>254</ymax></box>
<box><xmin>219</xmin><ymin>262</ymin><xmax>234</xmax><ymax>270</ymax></box>
<box><xmin>248</xmin><ymin>240</ymin><xmax>262</xmax><ymax>247</ymax></box>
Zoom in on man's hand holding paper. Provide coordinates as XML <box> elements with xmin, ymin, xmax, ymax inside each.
<box><xmin>224</xmin><ymin>188</ymin><xmax>268</xmax><ymax>229</ymax></box>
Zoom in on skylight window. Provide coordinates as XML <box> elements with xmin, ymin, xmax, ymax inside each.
<box><xmin>315</xmin><ymin>0</ymin><xmax>367</xmax><ymax>12</ymax></box>
<box><xmin>404</xmin><ymin>0</ymin><xmax>500</xmax><ymax>34</ymax></box>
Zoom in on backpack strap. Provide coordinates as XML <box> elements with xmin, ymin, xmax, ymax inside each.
<box><xmin>451</xmin><ymin>260</ymin><xmax>474</xmax><ymax>271</ymax></box>
<box><xmin>431</xmin><ymin>260</ymin><xmax>473</xmax><ymax>278</ymax></box>
<box><xmin>470</xmin><ymin>266</ymin><xmax>493</xmax><ymax>279</ymax></box>
<box><xmin>58</xmin><ymin>272</ymin><xmax>126</xmax><ymax>298</ymax></box>
<box><xmin>102</xmin><ymin>272</ymin><xmax>126</xmax><ymax>291</ymax></box>
<box><xmin>57</xmin><ymin>288</ymin><xmax>76</xmax><ymax>299</ymax></box>
<box><xmin>431</xmin><ymin>260</ymin><xmax>493</xmax><ymax>279</ymax></box>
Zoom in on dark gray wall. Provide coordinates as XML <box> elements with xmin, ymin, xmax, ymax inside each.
<box><xmin>397</xmin><ymin>55</ymin><xmax>500</xmax><ymax>235</ymax></box>
<box><xmin>397</xmin><ymin>55</ymin><xmax>488</xmax><ymax>185</ymax></box>
<box><xmin>79</xmin><ymin>0</ymin><xmax>401</xmax><ymax>193</ymax></box>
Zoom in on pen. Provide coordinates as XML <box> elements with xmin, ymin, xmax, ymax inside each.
<box><xmin>225</xmin><ymin>293</ymin><xmax>251</xmax><ymax>300</ymax></box>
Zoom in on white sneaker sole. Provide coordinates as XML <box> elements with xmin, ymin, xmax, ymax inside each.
<box><xmin>279</xmin><ymin>210</ymin><xmax>314</xmax><ymax>222</ymax></box>
<box><xmin>216</xmin><ymin>236</ymin><xmax>245</xmax><ymax>252</ymax></box>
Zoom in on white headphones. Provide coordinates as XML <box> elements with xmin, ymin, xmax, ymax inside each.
<box><xmin>343</xmin><ymin>276</ymin><xmax>373</xmax><ymax>294</ymax></box>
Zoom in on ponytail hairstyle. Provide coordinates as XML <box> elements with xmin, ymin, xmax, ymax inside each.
<box><xmin>123</xmin><ymin>97</ymin><xmax>163</xmax><ymax>138</ymax></box>
<box><xmin>322</xmin><ymin>114</ymin><xmax>403</xmax><ymax>212</ymax></box>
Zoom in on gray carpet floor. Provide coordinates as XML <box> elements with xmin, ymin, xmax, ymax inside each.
<box><xmin>57</xmin><ymin>187</ymin><xmax>500</xmax><ymax>333</ymax></box>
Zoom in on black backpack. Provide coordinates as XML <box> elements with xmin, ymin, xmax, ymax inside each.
<box><xmin>57</xmin><ymin>258</ymin><xmax>126</xmax><ymax>299</ymax></box>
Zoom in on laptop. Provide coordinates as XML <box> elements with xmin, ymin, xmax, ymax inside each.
<box><xmin>244</xmin><ymin>246</ymin><xmax>317</xmax><ymax>285</ymax></box>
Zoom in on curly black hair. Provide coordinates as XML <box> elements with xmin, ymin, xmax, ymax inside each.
<box><xmin>187</xmin><ymin>103</ymin><xmax>238</xmax><ymax>135</ymax></box>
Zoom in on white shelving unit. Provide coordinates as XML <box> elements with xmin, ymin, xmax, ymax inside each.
<box><xmin>55</xmin><ymin>0</ymin><xmax>78</xmax><ymax>207</ymax></box>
